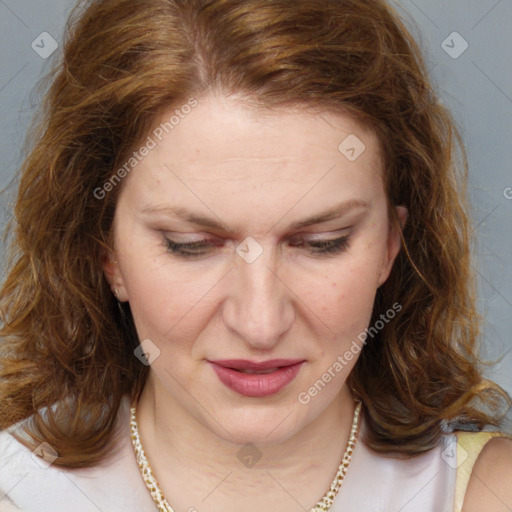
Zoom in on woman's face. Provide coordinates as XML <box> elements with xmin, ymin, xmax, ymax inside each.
<box><xmin>104</xmin><ymin>93</ymin><xmax>407</xmax><ymax>445</ymax></box>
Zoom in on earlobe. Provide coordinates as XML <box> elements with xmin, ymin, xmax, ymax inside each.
<box><xmin>377</xmin><ymin>205</ymin><xmax>408</xmax><ymax>287</ymax></box>
<box><xmin>396</xmin><ymin>205</ymin><xmax>408</xmax><ymax>230</ymax></box>
<box><xmin>100</xmin><ymin>249</ymin><xmax>128</xmax><ymax>301</ymax></box>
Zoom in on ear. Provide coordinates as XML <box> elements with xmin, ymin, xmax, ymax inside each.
<box><xmin>377</xmin><ymin>205</ymin><xmax>408</xmax><ymax>287</ymax></box>
<box><xmin>100</xmin><ymin>248</ymin><xmax>128</xmax><ymax>302</ymax></box>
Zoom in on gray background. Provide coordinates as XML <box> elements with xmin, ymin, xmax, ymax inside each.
<box><xmin>0</xmin><ymin>0</ymin><xmax>511</xmax><ymax>397</ymax></box>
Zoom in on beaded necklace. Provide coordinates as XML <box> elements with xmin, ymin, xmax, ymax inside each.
<box><xmin>130</xmin><ymin>400</ymin><xmax>362</xmax><ymax>512</ymax></box>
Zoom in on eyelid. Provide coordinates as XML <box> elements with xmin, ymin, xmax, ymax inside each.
<box><xmin>163</xmin><ymin>233</ymin><xmax>351</xmax><ymax>249</ymax></box>
<box><xmin>162</xmin><ymin>232</ymin><xmax>220</xmax><ymax>244</ymax></box>
<box><xmin>164</xmin><ymin>234</ymin><xmax>351</xmax><ymax>259</ymax></box>
<box><xmin>284</xmin><ymin>228</ymin><xmax>351</xmax><ymax>247</ymax></box>
<box><xmin>162</xmin><ymin>226</ymin><xmax>351</xmax><ymax>240</ymax></box>
<box><xmin>160</xmin><ymin>230</ymin><xmax>353</xmax><ymax>256</ymax></box>
<box><xmin>291</xmin><ymin>227</ymin><xmax>351</xmax><ymax>238</ymax></box>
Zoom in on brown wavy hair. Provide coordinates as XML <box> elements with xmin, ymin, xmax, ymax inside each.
<box><xmin>1</xmin><ymin>0</ymin><xmax>510</xmax><ymax>469</ymax></box>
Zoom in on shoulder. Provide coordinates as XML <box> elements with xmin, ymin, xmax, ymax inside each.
<box><xmin>0</xmin><ymin>428</ymin><xmax>30</xmax><ymax>510</ymax></box>
<box><xmin>0</xmin><ymin>427</ymin><xmax>56</xmax><ymax>508</ymax></box>
<box><xmin>0</xmin><ymin>426</ymin><xmax>106</xmax><ymax>511</ymax></box>
<box><xmin>0</xmin><ymin>397</ymin><xmax>156</xmax><ymax>512</ymax></box>
<box><xmin>0</xmin><ymin>427</ymin><xmax>30</xmax><ymax>473</ymax></box>
<box><xmin>461</xmin><ymin>433</ymin><xmax>512</xmax><ymax>512</ymax></box>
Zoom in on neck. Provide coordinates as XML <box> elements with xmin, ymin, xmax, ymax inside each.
<box><xmin>135</xmin><ymin>374</ymin><xmax>359</xmax><ymax>512</ymax></box>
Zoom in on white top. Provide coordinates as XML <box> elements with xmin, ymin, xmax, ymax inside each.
<box><xmin>0</xmin><ymin>395</ymin><xmax>457</xmax><ymax>512</ymax></box>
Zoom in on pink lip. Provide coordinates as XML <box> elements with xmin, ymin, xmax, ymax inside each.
<box><xmin>208</xmin><ymin>359</ymin><xmax>305</xmax><ymax>397</ymax></box>
<box><xmin>210</xmin><ymin>359</ymin><xmax>304</xmax><ymax>371</ymax></box>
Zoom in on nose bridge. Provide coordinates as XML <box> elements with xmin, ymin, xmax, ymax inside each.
<box><xmin>227</xmin><ymin>238</ymin><xmax>292</xmax><ymax>345</ymax></box>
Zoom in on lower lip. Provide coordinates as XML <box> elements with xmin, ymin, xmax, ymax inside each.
<box><xmin>210</xmin><ymin>362</ymin><xmax>304</xmax><ymax>397</ymax></box>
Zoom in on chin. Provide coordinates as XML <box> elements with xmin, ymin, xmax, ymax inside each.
<box><xmin>205</xmin><ymin>406</ymin><xmax>305</xmax><ymax>446</ymax></box>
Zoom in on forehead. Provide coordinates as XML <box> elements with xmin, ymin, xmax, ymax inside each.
<box><xmin>149</xmin><ymin>94</ymin><xmax>380</xmax><ymax>168</ymax></box>
<box><xmin>117</xmin><ymin>94</ymin><xmax>386</xmax><ymax>223</ymax></box>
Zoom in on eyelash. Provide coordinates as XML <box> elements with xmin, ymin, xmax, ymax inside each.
<box><xmin>164</xmin><ymin>236</ymin><xmax>350</xmax><ymax>258</ymax></box>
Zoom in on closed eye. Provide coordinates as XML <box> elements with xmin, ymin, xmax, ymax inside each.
<box><xmin>164</xmin><ymin>235</ymin><xmax>350</xmax><ymax>258</ymax></box>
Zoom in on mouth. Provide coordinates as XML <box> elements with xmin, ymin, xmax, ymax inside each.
<box><xmin>233</xmin><ymin>367</ymin><xmax>282</xmax><ymax>374</ymax></box>
<box><xmin>209</xmin><ymin>358</ymin><xmax>305</xmax><ymax>372</ymax></box>
<box><xmin>208</xmin><ymin>359</ymin><xmax>305</xmax><ymax>397</ymax></box>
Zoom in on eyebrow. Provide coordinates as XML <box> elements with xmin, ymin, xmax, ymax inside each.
<box><xmin>141</xmin><ymin>198</ymin><xmax>369</xmax><ymax>233</ymax></box>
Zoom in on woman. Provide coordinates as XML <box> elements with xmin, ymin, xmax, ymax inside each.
<box><xmin>0</xmin><ymin>0</ymin><xmax>511</xmax><ymax>511</ymax></box>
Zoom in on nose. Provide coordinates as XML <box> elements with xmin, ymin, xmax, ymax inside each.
<box><xmin>222</xmin><ymin>239</ymin><xmax>294</xmax><ymax>350</ymax></box>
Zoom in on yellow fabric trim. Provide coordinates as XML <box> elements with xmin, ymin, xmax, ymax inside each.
<box><xmin>453</xmin><ymin>431</ymin><xmax>510</xmax><ymax>512</ymax></box>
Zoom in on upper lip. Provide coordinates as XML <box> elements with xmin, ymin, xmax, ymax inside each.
<box><xmin>210</xmin><ymin>359</ymin><xmax>305</xmax><ymax>371</ymax></box>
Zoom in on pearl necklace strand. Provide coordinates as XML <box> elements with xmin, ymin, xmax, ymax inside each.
<box><xmin>130</xmin><ymin>400</ymin><xmax>362</xmax><ymax>512</ymax></box>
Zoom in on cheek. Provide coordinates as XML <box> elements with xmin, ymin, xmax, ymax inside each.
<box><xmin>121</xmin><ymin>256</ymin><xmax>219</xmax><ymax>343</ymax></box>
<box><xmin>301</xmin><ymin>254</ymin><xmax>381</xmax><ymax>322</ymax></box>
<box><xmin>322</xmin><ymin>287</ymin><xmax>377</xmax><ymax>352</ymax></box>
<box><xmin>294</xmin><ymin>259</ymin><xmax>383</xmax><ymax>364</ymax></box>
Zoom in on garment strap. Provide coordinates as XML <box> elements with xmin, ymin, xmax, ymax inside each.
<box><xmin>454</xmin><ymin>431</ymin><xmax>511</xmax><ymax>512</ymax></box>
